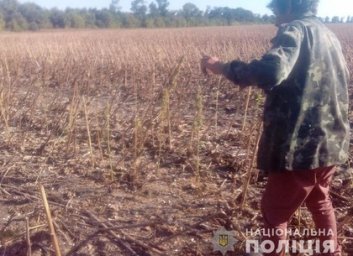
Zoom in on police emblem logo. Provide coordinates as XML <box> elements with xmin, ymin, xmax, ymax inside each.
<box><xmin>212</xmin><ymin>227</ymin><xmax>237</xmax><ymax>255</ymax></box>
<box><xmin>219</xmin><ymin>234</ymin><xmax>229</xmax><ymax>247</ymax></box>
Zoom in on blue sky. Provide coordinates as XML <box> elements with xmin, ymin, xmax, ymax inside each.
<box><xmin>19</xmin><ymin>0</ymin><xmax>353</xmax><ymax>18</ymax></box>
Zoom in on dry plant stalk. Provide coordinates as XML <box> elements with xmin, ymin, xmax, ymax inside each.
<box><xmin>157</xmin><ymin>57</ymin><xmax>184</xmax><ymax>166</ymax></box>
<box><xmin>193</xmin><ymin>86</ymin><xmax>203</xmax><ymax>186</ymax></box>
<box><xmin>26</xmin><ymin>217</ymin><xmax>32</xmax><ymax>256</ymax></box>
<box><xmin>104</xmin><ymin>103</ymin><xmax>115</xmax><ymax>179</ymax></box>
<box><xmin>241</xmin><ymin>121</ymin><xmax>262</xmax><ymax>210</ymax></box>
<box><xmin>159</xmin><ymin>88</ymin><xmax>171</xmax><ymax>152</ymax></box>
<box><xmin>65</xmin><ymin>85</ymin><xmax>80</xmax><ymax>154</ymax></box>
<box><xmin>0</xmin><ymin>89</ymin><xmax>10</xmax><ymax>133</ymax></box>
<box><xmin>242</xmin><ymin>87</ymin><xmax>253</xmax><ymax>131</ymax></box>
<box><xmin>231</xmin><ymin>122</ymin><xmax>258</xmax><ymax>185</ymax></box>
<box><xmin>39</xmin><ymin>184</ymin><xmax>62</xmax><ymax>256</ymax></box>
<box><xmin>82</xmin><ymin>96</ymin><xmax>95</xmax><ymax>166</ymax></box>
<box><xmin>214</xmin><ymin>77</ymin><xmax>222</xmax><ymax>139</ymax></box>
<box><xmin>133</xmin><ymin>115</ymin><xmax>143</xmax><ymax>182</ymax></box>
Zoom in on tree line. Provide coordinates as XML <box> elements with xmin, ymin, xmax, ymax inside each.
<box><xmin>0</xmin><ymin>0</ymin><xmax>352</xmax><ymax>31</ymax></box>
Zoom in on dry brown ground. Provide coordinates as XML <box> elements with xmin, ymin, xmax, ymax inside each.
<box><xmin>0</xmin><ymin>25</ymin><xmax>352</xmax><ymax>256</ymax></box>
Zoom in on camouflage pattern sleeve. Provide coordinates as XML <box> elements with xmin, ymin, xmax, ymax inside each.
<box><xmin>224</xmin><ymin>23</ymin><xmax>303</xmax><ymax>90</ymax></box>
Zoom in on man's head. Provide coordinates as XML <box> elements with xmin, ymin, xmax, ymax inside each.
<box><xmin>268</xmin><ymin>0</ymin><xmax>320</xmax><ymax>26</ymax></box>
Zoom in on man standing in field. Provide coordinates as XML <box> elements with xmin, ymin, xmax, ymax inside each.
<box><xmin>201</xmin><ymin>0</ymin><xmax>350</xmax><ymax>255</ymax></box>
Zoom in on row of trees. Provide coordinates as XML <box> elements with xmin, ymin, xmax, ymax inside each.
<box><xmin>0</xmin><ymin>0</ymin><xmax>352</xmax><ymax>31</ymax></box>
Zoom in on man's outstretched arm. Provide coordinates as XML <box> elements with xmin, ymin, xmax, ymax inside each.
<box><xmin>201</xmin><ymin>23</ymin><xmax>303</xmax><ymax>91</ymax></box>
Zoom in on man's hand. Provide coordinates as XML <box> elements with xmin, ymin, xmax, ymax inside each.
<box><xmin>200</xmin><ymin>55</ymin><xmax>226</xmax><ymax>75</ymax></box>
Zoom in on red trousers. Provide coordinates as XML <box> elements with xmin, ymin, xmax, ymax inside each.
<box><xmin>261</xmin><ymin>166</ymin><xmax>341</xmax><ymax>256</ymax></box>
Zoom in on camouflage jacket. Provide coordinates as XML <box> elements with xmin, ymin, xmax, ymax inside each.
<box><xmin>224</xmin><ymin>16</ymin><xmax>350</xmax><ymax>171</ymax></box>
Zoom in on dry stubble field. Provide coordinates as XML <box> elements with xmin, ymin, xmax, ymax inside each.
<box><xmin>0</xmin><ymin>24</ymin><xmax>352</xmax><ymax>255</ymax></box>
